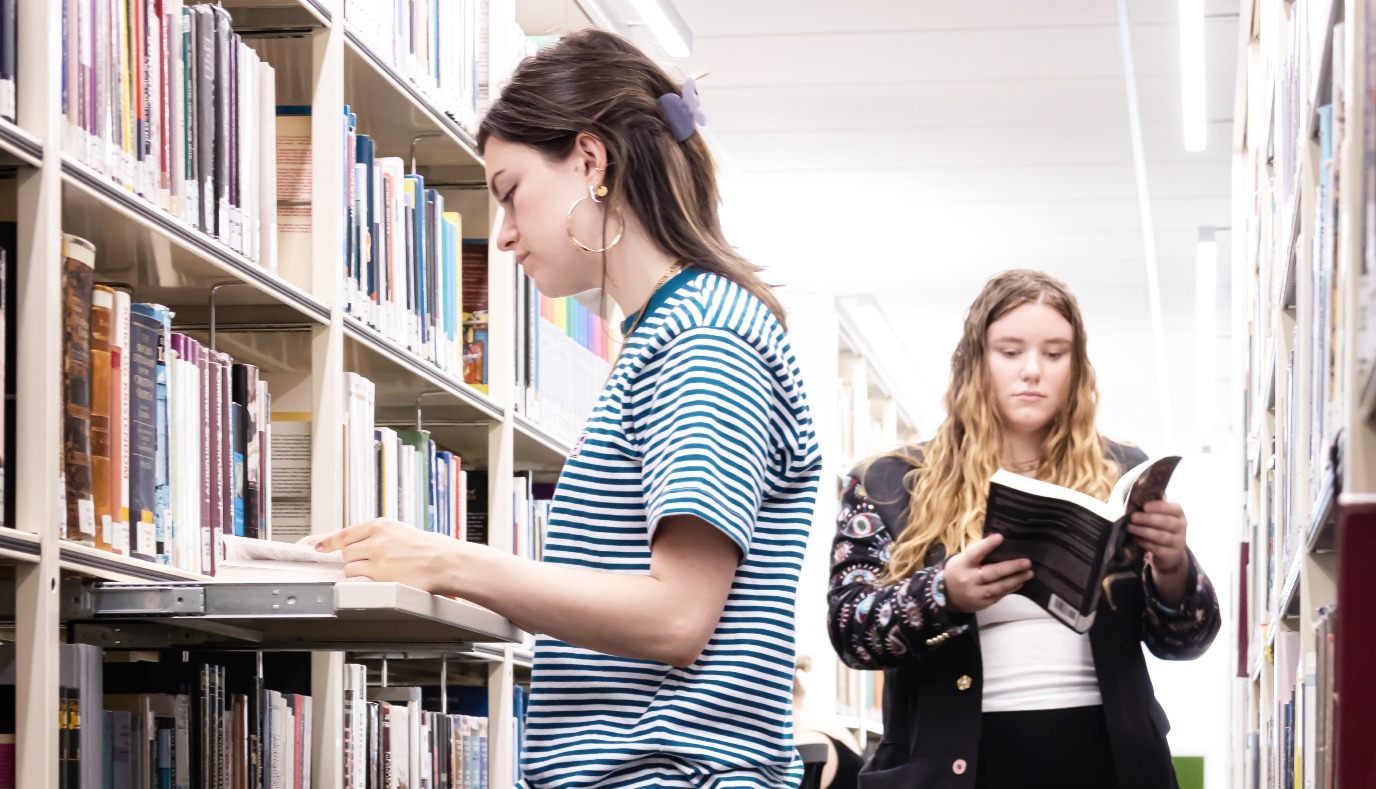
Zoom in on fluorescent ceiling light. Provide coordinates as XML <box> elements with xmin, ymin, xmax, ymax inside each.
<box><xmin>1195</xmin><ymin>228</ymin><xmax>1218</xmax><ymax>435</ymax></box>
<box><xmin>1179</xmin><ymin>0</ymin><xmax>1207</xmax><ymax>152</ymax></box>
<box><xmin>630</xmin><ymin>0</ymin><xmax>693</xmax><ymax>58</ymax></box>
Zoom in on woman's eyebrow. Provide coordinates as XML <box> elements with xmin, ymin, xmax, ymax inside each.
<box><xmin>488</xmin><ymin>169</ymin><xmax>507</xmax><ymax>196</ymax></box>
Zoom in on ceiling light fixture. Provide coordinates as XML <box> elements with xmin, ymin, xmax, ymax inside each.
<box><xmin>1179</xmin><ymin>0</ymin><xmax>1208</xmax><ymax>152</ymax></box>
<box><xmin>629</xmin><ymin>0</ymin><xmax>693</xmax><ymax>58</ymax></box>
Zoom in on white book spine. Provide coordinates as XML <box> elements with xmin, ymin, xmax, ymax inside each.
<box><xmin>259</xmin><ymin>61</ymin><xmax>278</xmax><ymax>272</ymax></box>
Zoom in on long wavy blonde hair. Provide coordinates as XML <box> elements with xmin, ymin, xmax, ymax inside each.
<box><xmin>883</xmin><ymin>270</ymin><xmax>1120</xmax><ymax>581</ymax></box>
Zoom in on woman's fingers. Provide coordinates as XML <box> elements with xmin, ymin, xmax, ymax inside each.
<box><xmin>979</xmin><ymin>557</ymin><xmax>1033</xmax><ymax>583</ymax></box>
<box><xmin>984</xmin><ymin>570</ymin><xmax>1035</xmax><ymax>601</ymax></box>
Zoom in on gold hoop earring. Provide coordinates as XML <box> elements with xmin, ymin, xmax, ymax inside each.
<box><xmin>567</xmin><ymin>192</ymin><xmax>624</xmax><ymax>253</ymax></box>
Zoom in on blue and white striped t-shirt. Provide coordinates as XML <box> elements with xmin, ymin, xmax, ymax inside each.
<box><xmin>519</xmin><ymin>269</ymin><xmax>821</xmax><ymax>789</ymax></box>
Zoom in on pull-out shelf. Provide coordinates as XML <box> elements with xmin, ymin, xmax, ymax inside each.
<box><xmin>60</xmin><ymin>579</ymin><xmax>521</xmax><ymax>651</ymax></box>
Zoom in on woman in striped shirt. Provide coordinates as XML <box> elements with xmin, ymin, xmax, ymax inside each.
<box><xmin>318</xmin><ymin>30</ymin><xmax>822</xmax><ymax>789</ymax></box>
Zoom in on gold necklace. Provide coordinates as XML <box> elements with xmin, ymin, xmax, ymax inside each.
<box><xmin>623</xmin><ymin>261</ymin><xmax>683</xmax><ymax>338</ymax></box>
<box><xmin>604</xmin><ymin>262</ymin><xmax>683</xmax><ymax>387</ymax></box>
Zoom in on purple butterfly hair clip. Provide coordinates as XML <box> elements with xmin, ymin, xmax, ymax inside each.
<box><xmin>658</xmin><ymin>77</ymin><xmax>707</xmax><ymax>142</ymax></box>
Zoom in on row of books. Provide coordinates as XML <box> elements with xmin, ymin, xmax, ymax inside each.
<box><xmin>342</xmin><ymin>0</ymin><xmax>483</xmax><ymax>133</ymax></box>
<box><xmin>1307</xmin><ymin>91</ymin><xmax>1343</xmax><ymax>512</ymax></box>
<box><xmin>60</xmin><ymin>234</ymin><xmax>279</xmax><ymax>576</ymax></box>
<box><xmin>341</xmin><ymin>368</ymin><xmax>561</xmax><ymax>560</ymax></box>
<box><xmin>351</xmin><ymin>375</ymin><xmax>497</xmax><ymax>547</ymax></box>
<box><xmin>833</xmin><ymin>664</ymin><xmax>882</xmax><ymax>723</ymax></box>
<box><xmin>514</xmin><ymin>274</ymin><xmax>615</xmax><ymax>445</ymax></box>
<box><xmin>39</xmin><ymin>644</ymin><xmax>316</xmax><ymax>789</ymax></box>
<box><xmin>342</xmin><ymin>372</ymin><xmax>484</xmax><ymax>543</ymax></box>
<box><xmin>511</xmin><ymin>474</ymin><xmax>552</xmax><ymax>563</ymax></box>
<box><xmin>1247</xmin><ymin>610</ymin><xmax>1337</xmax><ymax>789</ymax></box>
<box><xmin>62</xmin><ymin>0</ymin><xmax>279</xmax><ymax>268</ymax></box>
<box><xmin>837</xmin><ymin>354</ymin><xmax>903</xmax><ymax>470</ymax></box>
<box><xmin>343</xmin><ymin>664</ymin><xmax>491</xmax><ymax>789</ymax></box>
<box><xmin>1272</xmin><ymin>1</ymin><xmax>1300</xmax><ymax>252</ymax></box>
<box><xmin>342</xmin><ymin>109</ymin><xmax>489</xmax><ymax>383</ymax></box>
<box><xmin>0</xmin><ymin>644</ymin><xmax>498</xmax><ymax>789</ymax></box>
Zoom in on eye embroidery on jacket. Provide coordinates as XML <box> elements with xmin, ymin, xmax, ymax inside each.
<box><xmin>855</xmin><ymin>594</ymin><xmax>875</xmax><ymax>624</ymax></box>
<box><xmin>843</xmin><ymin>567</ymin><xmax>879</xmax><ymax>586</ymax></box>
<box><xmin>886</xmin><ymin>629</ymin><xmax>908</xmax><ymax>656</ymax></box>
<box><xmin>842</xmin><ymin>512</ymin><xmax>883</xmax><ymax>539</ymax></box>
<box><xmin>875</xmin><ymin>600</ymin><xmax>894</xmax><ymax>628</ymax></box>
<box><xmin>897</xmin><ymin>594</ymin><xmax>923</xmax><ymax>628</ymax></box>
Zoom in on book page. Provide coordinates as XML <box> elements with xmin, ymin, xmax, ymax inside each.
<box><xmin>1108</xmin><ymin>455</ymin><xmax>1183</xmax><ymax>516</ymax></box>
<box><xmin>221</xmin><ymin>534</ymin><xmax>341</xmax><ymax>566</ymax></box>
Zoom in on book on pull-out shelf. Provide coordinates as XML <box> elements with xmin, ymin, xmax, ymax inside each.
<box><xmin>981</xmin><ymin>455</ymin><xmax>1183</xmax><ymax>633</ymax></box>
<box><xmin>214</xmin><ymin>534</ymin><xmax>343</xmax><ymax>582</ymax></box>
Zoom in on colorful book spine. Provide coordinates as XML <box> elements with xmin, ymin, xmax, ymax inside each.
<box><xmin>61</xmin><ymin>234</ymin><xmax>98</xmax><ymax>545</ymax></box>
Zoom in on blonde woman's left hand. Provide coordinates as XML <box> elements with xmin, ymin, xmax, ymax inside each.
<box><xmin>1128</xmin><ymin>499</ymin><xmax>1190</xmax><ymax>603</ymax></box>
<box><xmin>313</xmin><ymin>518</ymin><xmax>463</xmax><ymax>593</ymax></box>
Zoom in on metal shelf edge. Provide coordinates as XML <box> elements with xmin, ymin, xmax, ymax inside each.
<box><xmin>0</xmin><ymin>119</ymin><xmax>43</xmax><ymax>166</ymax></box>
<box><xmin>343</xmin><ymin>316</ymin><xmax>504</xmax><ymax>420</ymax></box>
<box><xmin>342</xmin><ymin>28</ymin><xmax>482</xmax><ymax>163</ymax></box>
<box><xmin>60</xmin><ymin>157</ymin><xmax>330</xmax><ymax>323</ymax></box>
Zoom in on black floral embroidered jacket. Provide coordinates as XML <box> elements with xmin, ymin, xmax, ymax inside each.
<box><xmin>826</xmin><ymin>443</ymin><xmax>1222</xmax><ymax>789</ymax></box>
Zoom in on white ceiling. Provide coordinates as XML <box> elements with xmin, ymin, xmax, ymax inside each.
<box><xmin>519</xmin><ymin>0</ymin><xmax>1241</xmax><ymax>454</ymax></box>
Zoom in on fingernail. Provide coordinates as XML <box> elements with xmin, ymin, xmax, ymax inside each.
<box><xmin>315</xmin><ymin>544</ymin><xmax>325</xmax><ymax>552</ymax></box>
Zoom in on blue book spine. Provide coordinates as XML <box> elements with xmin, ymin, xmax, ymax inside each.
<box><xmin>132</xmin><ymin>304</ymin><xmax>173</xmax><ymax>564</ymax></box>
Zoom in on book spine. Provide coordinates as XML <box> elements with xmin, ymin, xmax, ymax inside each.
<box><xmin>61</xmin><ymin>235</ymin><xmax>97</xmax><ymax>545</ymax></box>
<box><xmin>205</xmin><ymin>351</ymin><xmax>223</xmax><ymax>571</ymax></box>
<box><xmin>230</xmin><ymin>364</ymin><xmax>249</xmax><ymax>538</ymax></box>
<box><xmin>192</xmin><ymin>6</ymin><xmax>212</xmax><ymax>233</ymax></box>
<box><xmin>140</xmin><ymin>305</ymin><xmax>172</xmax><ymax>564</ymax></box>
<box><xmin>128</xmin><ymin>308</ymin><xmax>159</xmax><ymax>561</ymax></box>
<box><xmin>113</xmin><ymin>289</ymin><xmax>134</xmax><ymax>558</ymax></box>
<box><xmin>217</xmin><ymin>352</ymin><xmax>231</xmax><ymax>548</ymax></box>
<box><xmin>90</xmin><ymin>286</ymin><xmax>116</xmax><ymax>552</ymax></box>
<box><xmin>211</xmin><ymin>7</ymin><xmax>231</xmax><ymax>243</ymax></box>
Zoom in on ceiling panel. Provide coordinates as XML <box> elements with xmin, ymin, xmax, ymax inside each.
<box><xmin>692</xmin><ymin>26</ymin><xmax>1126</xmax><ymax>88</ymax></box>
<box><xmin>677</xmin><ymin>0</ymin><xmax>1237</xmax><ymax>39</ymax></box>
<box><xmin>668</xmin><ymin>0</ymin><xmax>1238</xmax><ymax>447</ymax></box>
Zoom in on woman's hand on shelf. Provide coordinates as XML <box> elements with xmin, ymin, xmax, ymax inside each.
<box><xmin>313</xmin><ymin>518</ymin><xmax>470</xmax><ymax>594</ymax></box>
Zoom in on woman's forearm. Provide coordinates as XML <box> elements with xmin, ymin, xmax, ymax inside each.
<box><xmin>444</xmin><ymin>519</ymin><xmax>736</xmax><ymax>668</ymax></box>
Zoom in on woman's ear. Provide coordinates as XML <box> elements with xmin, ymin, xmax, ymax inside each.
<box><xmin>572</xmin><ymin>132</ymin><xmax>609</xmax><ymax>180</ymax></box>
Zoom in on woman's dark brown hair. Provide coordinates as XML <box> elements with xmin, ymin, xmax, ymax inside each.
<box><xmin>477</xmin><ymin>29</ymin><xmax>786</xmax><ymax>326</ymax></box>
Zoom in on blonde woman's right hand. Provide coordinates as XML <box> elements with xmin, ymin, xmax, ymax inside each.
<box><xmin>943</xmin><ymin>534</ymin><xmax>1035</xmax><ymax>613</ymax></box>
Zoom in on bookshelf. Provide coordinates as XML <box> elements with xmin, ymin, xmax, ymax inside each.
<box><xmin>1233</xmin><ymin>0</ymin><xmax>1376</xmax><ymax>786</ymax></box>
<box><xmin>776</xmin><ymin>291</ymin><xmax>922</xmax><ymax>753</ymax></box>
<box><xmin>0</xmin><ymin>0</ymin><xmax>598</xmax><ymax>785</ymax></box>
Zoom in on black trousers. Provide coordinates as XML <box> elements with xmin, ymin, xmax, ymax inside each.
<box><xmin>975</xmin><ymin>705</ymin><xmax>1118</xmax><ymax>789</ymax></box>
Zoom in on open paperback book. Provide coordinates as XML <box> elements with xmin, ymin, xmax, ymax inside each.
<box><xmin>214</xmin><ymin>534</ymin><xmax>345</xmax><ymax>582</ymax></box>
<box><xmin>980</xmin><ymin>455</ymin><xmax>1183</xmax><ymax>633</ymax></box>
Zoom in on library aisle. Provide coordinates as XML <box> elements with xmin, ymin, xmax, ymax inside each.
<box><xmin>0</xmin><ymin>0</ymin><xmax>1370</xmax><ymax>788</ymax></box>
